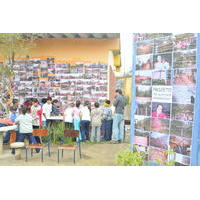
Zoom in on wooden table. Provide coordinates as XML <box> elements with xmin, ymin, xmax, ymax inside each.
<box><xmin>0</xmin><ymin>125</ymin><xmax>17</xmax><ymax>154</ymax></box>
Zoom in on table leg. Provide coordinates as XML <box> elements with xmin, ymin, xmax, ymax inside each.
<box><xmin>0</xmin><ymin>132</ymin><xmax>4</xmax><ymax>154</ymax></box>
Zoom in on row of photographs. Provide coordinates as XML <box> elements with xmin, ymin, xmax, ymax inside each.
<box><xmin>135</xmin><ymin>101</ymin><xmax>194</xmax><ymax>122</ymax></box>
<box><xmin>134</xmin><ymin>33</ymin><xmax>196</xmax><ymax>55</ymax></box>
<box><xmin>135</xmin><ymin>115</ymin><xmax>193</xmax><ymax>138</ymax></box>
<box><xmin>136</xmin><ymin>85</ymin><xmax>195</xmax><ymax>104</ymax></box>
<box><xmin>136</xmin><ymin>50</ymin><xmax>196</xmax><ymax>71</ymax></box>
<box><xmin>134</xmin><ymin>129</ymin><xmax>191</xmax><ymax>155</ymax></box>
<box><xmin>12</xmin><ymin>60</ymin><xmax>108</xmax><ymax>107</ymax></box>
<box><xmin>134</xmin><ymin>129</ymin><xmax>191</xmax><ymax>165</ymax></box>
<box><xmin>136</xmin><ymin>69</ymin><xmax>196</xmax><ymax>86</ymax></box>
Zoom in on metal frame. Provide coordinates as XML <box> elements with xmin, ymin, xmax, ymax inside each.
<box><xmin>131</xmin><ymin>34</ymin><xmax>200</xmax><ymax>166</ymax></box>
<box><xmin>130</xmin><ymin>39</ymin><xmax>137</xmax><ymax>151</ymax></box>
<box><xmin>191</xmin><ymin>33</ymin><xmax>200</xmax><ymax>166</ymax></box>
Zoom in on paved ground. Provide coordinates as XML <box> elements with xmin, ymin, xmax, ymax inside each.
<box><xmin>0</xmin><ymin>142</ymin><xmax>129</xmax><ymax>166</ymax></box>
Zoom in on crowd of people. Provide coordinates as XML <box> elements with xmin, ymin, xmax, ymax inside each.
<box><xmin>1</xmin><ymin>89</ymin><xmax>126</xmax><ymax>155</ymax></box>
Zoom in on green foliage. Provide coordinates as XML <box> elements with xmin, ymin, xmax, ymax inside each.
<box><xmin>125</xmin><ymin>95</ymin><xmax>130</xmax><ymax>106</ymax></box>
<box><xmin>115</xmin><ymin>148</ymin><xmax>145</xmax><ymax>166</ymax></box>
<box><xmin>0</xmin><ymin>64</ymin><xmax>14</xmax><ymax>117</ymax></box>
<box><xmin>48</xmin><ymin>122</ymin><xmax>73</xmax><ymax>144</ymax></box>
<box><xmin>0</xmin><ymin>33</ymin><xmax>36</xmax><ymax>62</ymax></box>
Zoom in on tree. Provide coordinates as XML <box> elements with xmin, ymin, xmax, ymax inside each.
<box><xmin>0</xmin><ymin>33</ymin><xmax>36</xmax><ymax>117</ymax></box>
<box><xmin>0</xmin><ymin>33</ymin><xmax>36</xmax><ymax>64</ymax></box>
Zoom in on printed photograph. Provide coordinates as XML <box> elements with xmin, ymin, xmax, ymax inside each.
<box><xmin>136</xmin><ymin>86</ymin><xmax>152</xmax><ymax>101</ymax></box>
<box><xmin>153</xmin><ymin>53</ymin><xmax>172</xmax><ymax>70</ymax></box>
<box><xmin>136</xmin><ymin>40</ymin><xmax>154</xmax><ymax>55</ymax></box>
<box><xmin>169</xmin><ymin>135</ymin><xmax>191</xmax><ymax>156</ymax></box>
<box><xmin>136</xmin><ymin>54</ymin><xmax>153</xmax><ymax>70</ymax></box>
<box><xmin>175</xmin><ymin>153</ymin><xmax>190</xmax><ymax>166</ymax></box>
<box><xmin>150</xmin><ymin>117</ymin><xmax>170</xmax><ymax>134</ymax></box>
<box><xmin>135</xmin><ymin>70</ymin><xmax>152</xmax><ymax>85</ymax></box>
<box><xmin>174</xmin><ymin>49</ymin><xmax>196</xmax><ymax>68</ymax></box>
<box><xmin>172</xmin><ymin>86</ymin><xmax>195</xmax><ymax>104</ymax></box>
<box><xmin>170</xmin><ymin>120</ymin><xmax>193</xmax><ymax>138</ymax></box>
<box><xmin>152</xmin><ymin>70</ymin><xmax>171</xmax><ymax>85</ymax></box>
<box><xmin>135</xmin><ymin>101</ymin><xmax>151</xmax><ymax>116</ymax></box>
<box><xmin>149</xmin><ymin>146</ymin><xmax>168</xmax><ymax>164</ymax></box>
<box><xmin>173</xmin><ymin>34</ymin><xmax>196</xmax><ymax>51</ymax></box>
<box><xmin>174</xmin><ymin>68</ymin><xmax>196</xmax><ymax>86</ymax></box>
<box><xmin>135</xmin><ymin>115</ymin><xmax>151</xmax><ymax>131</ymax></box>
<box><xmin>154</xmin><ymin>37</ymin><xmax>173</xmax><ymax>54</ymax></box>
<box><xmin>152</xmin><ymin>102</ymin><xmax>171</xmax><ymax>119</ymax></box>
<box><xmin>134</xmin><ymin>33</ymin><xmax>172</xmax><ymax>42</ymax></box>
<box><xmin>150</xmin><ymin>132</ymin><xmax>169</xmax><ymax>150</ymax></box>
<box><xmin>172</xmin><ymin>104</ymin><xmax>194</xmax><ymax>121</ymax></box>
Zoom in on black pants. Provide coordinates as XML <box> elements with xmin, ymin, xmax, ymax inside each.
<box><xmin>33</xmin><ymin>125</ymin><xmax>41</xmax><ymax>143</ymax></box>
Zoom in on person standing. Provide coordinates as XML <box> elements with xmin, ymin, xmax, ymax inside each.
<box><xmin>31</xmin><ymin>99</ymin><xmax>42</xmax><ymax>143</ymax></box>
<box><xmin>102</xmin><ymin>100</ymin><xmax>113</xmax><ymax>141</ymax></box>
<box><xmin>111</xmin><ymin>89</ymin><xmax>126</xmax><ymax>143</ymax></box>
<box><xmin>72</xmin><ymin>100</ymin><xmax>82</xmax><ymax>140</ymax></box>
<box><xmin>51</xmin><ymin>99</ymin><xmax>60</xmax><ymax>116</ymax></box>
<box><xmin>80</xmin><ymin>101</ymin><xmax>91</xmax><ymax>141</ymax></box>
<box><xmin>90</xmin><ymin>102</ymin><xmax>103</xmax><ymax>142</ymax></box>
<box><xmin>42</xmin><ymin>97</ymin><xmax>52</xmax><ymax>127</ymax></box>
<box><xmin>64</xmin><ymin>103</ymin><xmax>74</xmax><ymax>129</ymax></box>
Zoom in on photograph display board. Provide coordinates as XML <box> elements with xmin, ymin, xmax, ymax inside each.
<box><xmin>133</xmin><ymin>33</ymin><xmax>197</xmax><ymax>166</ymax></box>
<box><xmin>11</xmin><ymin>59</ymin><xmax>108</xmax><ymax>111</ymax></box>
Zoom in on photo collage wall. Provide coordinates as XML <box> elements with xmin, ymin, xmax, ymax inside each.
<box><xmin>11</xmin><ymin>58</ymin><xmax>108</xmax><ymax>111</ymax></box>
<box><xmin>133</xmin><ymin>33</ymin><xmax>197</xmax><ymax>166</ymax></box>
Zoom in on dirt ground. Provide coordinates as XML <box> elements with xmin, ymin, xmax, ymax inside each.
<box><xmin>0</xmin><ymin>142</ymin><xmax>129</xmax><ymax>166</ymax></box>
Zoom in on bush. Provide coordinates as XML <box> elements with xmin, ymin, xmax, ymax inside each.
<box><xmin>115</xmin><ymin>148</ymin><xmax>145</xmax><ymax>166</ymax></box>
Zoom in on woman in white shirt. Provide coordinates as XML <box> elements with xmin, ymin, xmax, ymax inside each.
<box><xmin>64</xmin><ymin>103</ymin><xmax>74</xmax><ymax>129</ymax></box>
<box><xmin>80</xmin><ymin>101</ymin><xmax>91</xmax><ymax>141</ymax></box>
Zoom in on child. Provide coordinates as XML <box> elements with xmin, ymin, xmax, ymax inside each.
<box><xmin>102</xmin><ymin>100</ymin><xmax>113</xmax><ymax>141</ymax></box>
<box><xmin>91</xmin><ymin>102</ymin><xmax>103</xmax><ymax>142</ymax></box>
<box><xmin>64</xmin><ymin>103</ymin><xmax>74</xmax><ymax>129</ymax></box>
<box><xmin>80</xmin><ymin>101</ymin><xmax>91</xmax><ymax>141</ymax></box>
<box><xmin>31</xmin><ymin>99</ymin><xmax>42</xmax><ymax>143</ymax></box>
<box><xmin>3</xmin><ymin>106</ymin><xmax>19</xmax><ymax>144</ymax></box>
<box><xmin>51</xmin><ymin>99</ymin><xmax>60</xmax><ymax>116</ymax></box>
<box><xmin>42</xmin><ymin>97</ymin><xmax>52</xmax><ymax>127</ymax></box>
<box><xmin>72</xmin><ymin>100</ymin><xmax>81</xmax><ymax>140</ymax></box>
<box><xmin>15</xmin><ymin>106</ymin><xmax>39</xmax><ymax>153</ymax></box>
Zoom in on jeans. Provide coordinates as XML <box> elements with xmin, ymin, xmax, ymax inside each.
<box><xmin>112</xmin><ymin>114</ymin><xmax>124</xmax><ymax>142</ymax></box>
<box><xmin>91</xmin><ymin>126</ymin><xmax>101</xmax><ymax>142</ymax></box>
<box><xmin>102</xmin><ymin>120</ymin><xmax>113</xmax><ymax>141</ymax></box>
<box><xmin>74</xmin><ymin>119</ymin><xmax>81</xmax><ymax>140</ymax></box>
<box><xmin>17</xmin><ymin>133</ymin><xmax>40</xmax><ymax>153</ymax></box>
<box><xmin>80</xmin><ymin>120</ymin><xmax>90</xmax><ymax>141</ymax></box>
<box><xmin>33</xmin><ymin>125</ymin><xmax>41</xmax><ymax>144</ymax></box>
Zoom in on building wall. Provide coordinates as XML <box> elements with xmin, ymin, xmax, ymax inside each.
<box><xmin>109</xmin><ymin>66</ymin><xmax>116</xmax><ymax>103</ymax></box>
<box><xmin>29</xmin><ymin>38</ymin><xmax>120</xmax><ymax>63</ymax></box>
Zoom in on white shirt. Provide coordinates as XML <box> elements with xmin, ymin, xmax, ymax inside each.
<box><xmin>15</xmin><ymin>114</ymin><xmax>33</xmax><ymax>134</ymax></box>
<box><xmin>42</xmin><ymin>103</ymin><xmax>52</xmax><ymax>121</ymax></box>
<box><xmin>64</xmin><ymin>107</ymin><xmax>73</xmax><ymax>123</ymax></box>
<box><xmin>80</xmin><ymin>106</ymin><xmax>91</xmax><ymax>121</ymax></box>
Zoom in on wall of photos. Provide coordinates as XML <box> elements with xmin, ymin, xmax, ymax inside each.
<box><xmin>12</xmin><ymin>58</ymin><xmax>108</xmax><ymax>111</ymax></box>
<box><xmin>133</xmin><ymin>33</ymin><xmax>197</xmax><ymax>166</ymax></box>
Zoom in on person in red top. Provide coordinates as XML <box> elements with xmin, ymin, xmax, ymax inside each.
<box><xmin>152</xmin><ymin>104</ymin><xmax>169</xmax><ymax>119</ymax></box>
